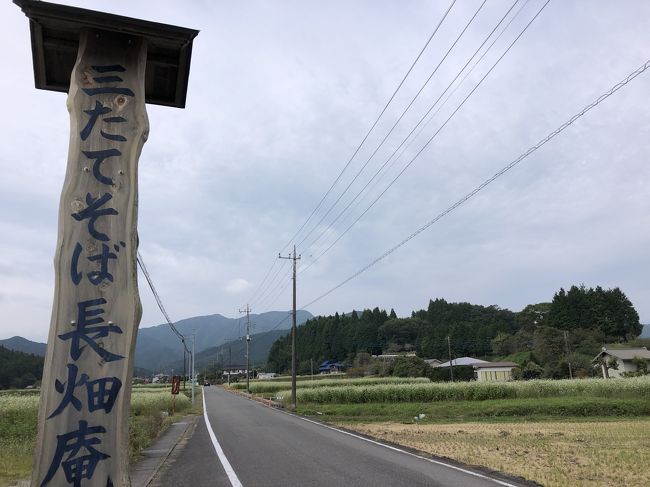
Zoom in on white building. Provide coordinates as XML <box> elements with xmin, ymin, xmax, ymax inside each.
<box><xmin>592</xmin><ymin>347</ymin><xmax>650</xmax><ymax>378</ymax></box>
<box><xmin>473</xmin><ymin>362</ymin><xmax>519</xmax><ymax>382</ymax></box>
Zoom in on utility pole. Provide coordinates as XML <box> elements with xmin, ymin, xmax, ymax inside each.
<box><xmin>239</xmin><ymin>305</ymin><xmax>252</xmax><ymax>393</ymax></box>
<box><xmin>183</xmin><ymin>344</ymin><xmax>186</xmax><ymax>391</ymax></box>
<box><xmin>563</xmin><ymin>330</ymin><xmax>573</xmax><ymax>380</ymax></box>
<box><xmin>228</xmin><ymin>342</ymin><xmax>232</xmax><ymax>387</ymax></box>
<box><xmin>191</xmin><ymin>333</ymin><xmax>196</xmax><ymax>405</ymax></box>
<box><xmin>447</xmin><ymin>335</ymin><xmax>454</xmax><ymax>382</ymax></box>
<box><xmin>279</xmin><ymin>245</ymin><xmax>301</xmax><ymax>410</ymax></box>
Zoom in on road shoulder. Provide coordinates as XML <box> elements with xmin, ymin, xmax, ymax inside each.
<box><xmin>130</xmin><ymin>415</ymin><xmax>197</xmax><ymax>487</ymax></box>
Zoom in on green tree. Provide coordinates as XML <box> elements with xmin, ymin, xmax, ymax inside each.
<box><xmin>392</xmin><ymin>356</ymin><xmax>431</xmax><ymax>378</ymax></box>
<box><xmin>548</xmin><ymin>285</ymin><xmax>641</xmax><ymax>340</ymax></box>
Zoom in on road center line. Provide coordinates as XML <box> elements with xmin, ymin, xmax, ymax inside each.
<box><xmin>202</xmin><ymin>388</ymin><xmax>243</xmax><ymax>487</ymax></box>
<box><xmin>295</xmin><ymin>414</ymin><xmax>521</xmax><ymax>487</ymax></box>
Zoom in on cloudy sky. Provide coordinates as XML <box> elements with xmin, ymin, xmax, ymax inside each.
<box><xmin>1</xmin><ymin>0</ymin><xmax>648</xmax><ymax>343</ymax></box>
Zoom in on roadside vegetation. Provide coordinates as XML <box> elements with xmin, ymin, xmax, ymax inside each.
<box><xmin>0</xmin><ymin>384</ymin><xmax>197</xmax><ymax>487</ymax></box>
<box><xmin>230</xmin><ymin>376</ymin><xmax>429</xmax><ymax>394</ymax></box>
<box><xmin>287</xmin><ymin>376</ymin><xmax>650</xmax><ymax>405</ymax></box>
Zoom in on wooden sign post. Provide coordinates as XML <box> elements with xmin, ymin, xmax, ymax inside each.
<box><xmin>33</xmin><ymin>30</ymin><xmax>148</xmax><ymax>487</ymax></box>
<box><xmin>14</xmin><ymin>2</ymin><xmax>197</xmax><ymax>486</ymax></box>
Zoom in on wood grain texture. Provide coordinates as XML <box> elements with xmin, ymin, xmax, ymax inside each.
<box><xmin>32</xmin><ymin>29</ymin><xmax>148</xmax><ymax>487</ymax></box>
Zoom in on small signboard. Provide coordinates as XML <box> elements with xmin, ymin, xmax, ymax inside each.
<box><xmin>171</xmin><ymin>375</ymin><xmax>181</xmax><ymax>395</ymax></box>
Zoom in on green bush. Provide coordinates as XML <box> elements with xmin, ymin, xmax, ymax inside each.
<box><xmin>428</xmin><ymin>365</ymin><xmax>474</xmax><ymax>382</ymax></box>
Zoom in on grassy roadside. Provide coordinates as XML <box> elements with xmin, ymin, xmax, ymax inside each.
<box><xmin>128</xmin><ymin>386</ymin><xmax>201</xmax><ymax>461</ymax></box>
<box><xmin>0</xmin><ymin>386</ymin><xmax>201</xmax><ymax>487</ymax></box>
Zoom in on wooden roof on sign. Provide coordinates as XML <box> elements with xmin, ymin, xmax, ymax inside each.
<box><xmin>14</xmin><ymin>0</ymin><xmax>199</xmax><ymax>108</ymax></box>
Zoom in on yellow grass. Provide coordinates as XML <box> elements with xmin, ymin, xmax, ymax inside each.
<box><xmin>342</xmin><ymin>420</ymin><xmax>650</xmax><ymax>487</ymax></box>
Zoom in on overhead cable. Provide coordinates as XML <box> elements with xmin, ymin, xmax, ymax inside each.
<box><xmin>296</xmin><ymin>0</ymin><xmax>488</xmax><ymax>251</ymax></box>
<box><xmin>300</xmin><ymin>0</ymin><xmax>550</xmax><ymax>274</ymax></box>
<box><xmin>302</xmin><ymin>56</ymin><xmax>650</xmax><ymax>309</ymax></box>
<box><xmin>298</xmin><ymin>0</ymin><xmax>522</xmax><ymax>260</ymax></box>
<box><xmin>137</xmin><ymin>251</ymin><xmax>190</xmax><ymax>354</ymax></box>
<box><xmin>281</xmin><ymin>0</ymin><xmax>459</xmax><ymax>253</ymax></box>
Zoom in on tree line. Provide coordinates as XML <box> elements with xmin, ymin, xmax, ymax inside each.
<box><xmin>0</xmin><ymin>346</ymin><xmax>44</xmax><ymax>389</ymax></box>
<box><xmin>267</xmin><ymin>285</ymin><xmax>643</xmax><ymax>379</ymax></box>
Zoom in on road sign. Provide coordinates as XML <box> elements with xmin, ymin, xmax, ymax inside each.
<box><xmin>171</xmin><ymin>376</ymin><xmax>181</xmax><ymax>395</ymax></box>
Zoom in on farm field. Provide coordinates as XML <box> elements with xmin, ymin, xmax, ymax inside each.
<box><xmin>0</xmin><ymin>385</ymin><xmax>197</xmax><ymax>487</ymax></box>
<box><xmin>286</xmin><ymin>376</ymin><xmax>650</xmax><ymax>404</ymax></box>
<box><xmin>231</xmin><ymin>376</ymin><xmax>430</xmax><ymax>394</ymax></box>
<box><xmin>344</xmin><ymin>420</ymin><xmax>650</xmax><ymax>487</ymax></box>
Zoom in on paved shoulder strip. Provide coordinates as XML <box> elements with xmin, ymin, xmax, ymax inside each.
<box><xmin>202</xmin><ymin>388</ymin><xmax>243</xmax><ymax>487</ymax></box>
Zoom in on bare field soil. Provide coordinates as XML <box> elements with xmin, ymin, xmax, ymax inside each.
<box><xmin>342</xmin><ymin>420</ymin><xmax>650</xmax><ymax>487</ymax></box>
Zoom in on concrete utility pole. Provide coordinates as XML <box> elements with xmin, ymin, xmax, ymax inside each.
<box><xmin>228</xmin><ymin>341</ymin><xmax>232</xmax><ymax>387</ymax></box>
<box><xmin>563</xmin><ymin>330</ymin><xmax>573</xmax><ymax>380</ymax></box>
<box><xmin>447</xmin><ymin>335</ymin><xmax>454</xmax><ymax>382</ymax></box>
<box><xmin>239</xmin><ymin>305</ymin><xmax>252</xmax><ymax>393</ymax></box>
<box><xmin>191</xmin><ymin>333</ymin><xmax>196</xmax><ymax>405</ymax></box>
<box><xmin>14</xmin><ymin>3</ymin><xmax>197</xmax><ymax>486</ymax></box>
<box><xmin>183</xmin><ymin>345</ymin><xmax>187</xmax><ymax>391</ymax></box>
<box><xmin>279</xmin><ymin>245</ymin><xmax>301</xmax><ymax>410</ymax></box>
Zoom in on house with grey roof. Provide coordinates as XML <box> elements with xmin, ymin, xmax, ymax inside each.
<box><xmin>435</xmin><ymin>357</ymin><xmax>488</xmax><ymax>368</ymax></box>
<box><xmin>592</xmin><ymin>347</ymin><xmax>650</xmax><ymax>378</ymax></box>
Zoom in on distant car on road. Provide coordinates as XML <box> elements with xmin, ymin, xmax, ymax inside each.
<box><xmin>203</xmin><ymin>381</ymin><xmax>210</xmax><ymax>386</ymax></box>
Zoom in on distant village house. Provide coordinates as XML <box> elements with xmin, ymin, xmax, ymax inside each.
<box><xmin>319</xmin><ymin>360</ymin><xmax>348</xmax><ymax>374</ymax></box>
<box><xmin>473</xmin><ymin>362</ymin><xmax>519</xmax><ymax>382</ymax></box>
<box><xmin>592</xmin><ymin>347</ymin><xmax>650</xmax><ymax>378</ymax></box>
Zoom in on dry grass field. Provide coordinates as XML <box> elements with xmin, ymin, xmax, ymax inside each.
<box><xmin>344</xmin><ymin>420</ymin><xmax>650</xmax><ymax>487</ymax></box>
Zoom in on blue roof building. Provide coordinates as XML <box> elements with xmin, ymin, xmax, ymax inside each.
<box><xmin>319</xmin><ymin>360</ymin><xmax>348</xmax><ymax>374</ymax></box>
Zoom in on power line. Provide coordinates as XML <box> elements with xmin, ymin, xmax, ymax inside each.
<box><xmin>250</xmin><ymin>257</ymin><xmax>290</xmax><ymax>306</ymax></box>
<box><xmin>295</xmin><ymin>0</ymin><xmax>487</xmax><ymax>251</ymax></box>
<box><xmin>282</xmin><ymin>0</ymin><xmax>459</xmax><ymax>253</ymax></box>
<box><xmin>338</xmin><ymin>0</ymin><xmax>532</xmax><ymax>230</ymax></box>
<box><xmin>320</xmin><ymin>0</ymin><xmax>532</xmax><ymax>258</ymax></box>
<box><xmin>251</xmin><ymin>259</ymin><xmax>292</xmax><ymax>309</ymax></box>
<box><xmin>300</xmin><ymin>0</ymin><xmax>545</xmax><ymax>274</ymax></box>
<box><xmin>246</xmin><ymin>258</ymin><xmax>278</xmax><ymax>305</ymax></box>
<box><xmin>297</xmin><ymin>0</ymin><xmax>523</xmax><ymax>261</ymax></box>
<box><xmin>137</xmin><ymin>251</ymin><xmax>190</xmax><ymax>354</ymax></box>
<box><xmin>301</xmin><ymin>56</ymin><xmax>650</xmax><ymax>309</ymax></box>
<box><xmin>248</xmin><ymin>0</ymin><xmax>459</xmax><ymax>312</ymax></box>
<box><xmin>256</xmin><ymin>273</ymin><xmax>293</xmax><ymax>313</ymax></box>
<box><xmin>266</xmin><ymin>312</ymin><xmax>293</xmax><ymax>334</ymax></box>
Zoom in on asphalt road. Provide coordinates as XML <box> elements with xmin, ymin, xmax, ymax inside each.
<box><xmin>156</xmin><ymin>386</ymin><xmax>529</xmax><ymax>487</ymax></box>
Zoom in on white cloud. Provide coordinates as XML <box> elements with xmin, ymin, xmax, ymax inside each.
<box><xmin>224</xmin><ymin>278</ymin><xmax>253</xmax><ymax>294</ymax></box>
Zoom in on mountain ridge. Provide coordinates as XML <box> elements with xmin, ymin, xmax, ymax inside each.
<box><xmin>0</xmin><ymin>310</ymin><xmax>314</xmax><ymax>372</ymax></box>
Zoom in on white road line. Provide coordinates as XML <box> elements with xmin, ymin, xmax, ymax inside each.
<box><xmin>202</xmin><ymin>388</ymin><xmax>243</xmax><ymax>487</ymax></box>
<box><xmin>296</xmin><ymin>415</ymin><xmax>521</xmax><ymax>487</ymax></box>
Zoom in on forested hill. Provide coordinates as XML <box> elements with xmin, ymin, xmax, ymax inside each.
<box><xmin>0</xmin><ymin>346</ymin><xmax>43</xmax><ymax>389</ymax></box>
<box><xmin>267</xmin><ymin>285</ymin><xmax>643</xmax><ymax>379</ymax></box>
<box><xmin>267</xmin><ymin>301</ymin><xmax>518</xmax><ymax>372</ymax></box>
